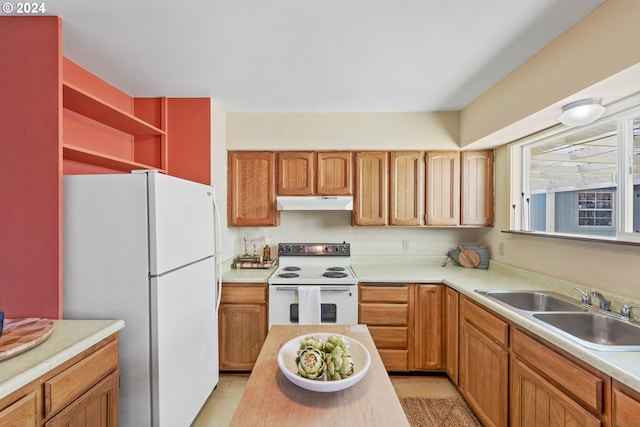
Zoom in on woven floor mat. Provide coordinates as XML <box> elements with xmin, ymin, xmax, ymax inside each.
<box><xmin>400</xmin><ymin>396</ymin><xmax>483</xmax><ymax>427</ymax></box>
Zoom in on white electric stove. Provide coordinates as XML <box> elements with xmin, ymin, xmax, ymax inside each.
<box><xmin>268</xmin><ymin>242</ymin><xmax>358</xmax><ymax>327</ymax></box>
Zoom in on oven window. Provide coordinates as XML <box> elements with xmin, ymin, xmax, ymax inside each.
<box><xmin>290</xmin><ymin>304</ymin><xmax>337</xmax><ymax>323</ymax></box>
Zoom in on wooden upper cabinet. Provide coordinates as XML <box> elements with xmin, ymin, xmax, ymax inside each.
<box><xmin>228</xmin><ymin>151</ymin><xmax>279</xmax><ymax>226</ymax></box>
<box><xmin>426</xmin><ymin>151</ymin><xmax>460</xmax><ymax>226</ymax></box>
<box><xmin>277</xmin><ymin>151</ymin><xmax>353</xmax><ymax>196</ymax></box>
<box><xmin>461</xmin><ymin>150</ymin><xmax>494</xmax><ymax>226</ymax></box>
<box><xmin>354</xmin><ymin>152</ymin><xmax>388</xmax><ymax>225</ymax></box>
<box><xmin>317</xmin><ymin>152</ymin><xmax>353</xmax><ymax>195</ymax></box>
<box><xmin>277</xmin><ymin>152</ymin><xmax>315</xmax><ymax>195</ymax></box>
<box><xmin>390</xmin><ymin>151</ymin><xmax>424</xmax><ymax>226</ymax></box>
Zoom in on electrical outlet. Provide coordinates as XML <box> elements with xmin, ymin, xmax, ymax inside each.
<box><xmin>402</xmin><ymin>239</ymin><xmax>409</xmax><ymax>251</ymax></box>
<box><xmin>499</xmin><ymin>242</ymin><xmax>505</xmax><ymax>256</ymax></box>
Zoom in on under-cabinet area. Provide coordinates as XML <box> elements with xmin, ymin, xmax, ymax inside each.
<box><xmin>227</xmin><ymin>150</ymin><xmax>494</xmax><ymax>227</ymax></box>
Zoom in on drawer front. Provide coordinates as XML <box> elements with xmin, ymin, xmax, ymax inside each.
<box><xmin>359</xmin><ymin>303</ymin><xmax>408</xmax><ymax>326</ymax></box>
<box><xmin>0</xmin><ymin>391</ymin><xmax>37</xmax><ymax>426</ymax></box>
<box><xmin>221</xmin><ymin>284</ymin><xmax>267</xmax><ymax>304</ymax></box>
<box><xmin>461</xmin><ymin>296</ymin><xmax>508</xmax><ymax>347</ymax></box>
<box><xmin>378</xmin><ymin>349</ymin><xmax>408</xmax><ymax>371</ymax></box>
<box><xmin>368</xmin><ymin>326</ymin><xmax>408</xmax><ymax>349</ymax></box>
<box><xmin>359</xmin><ymin>285</ymin><xmax>409</xmax><ymax>303</ymax></box>
<box><xmin>513</xmin><ymin>328</ymin><xmax>604</xmax><ymax>413</ymax></box>
<box><xmin>45</xmin><ymin>339</ymin><xmax>119</xmax><ymax>417</ymax></box>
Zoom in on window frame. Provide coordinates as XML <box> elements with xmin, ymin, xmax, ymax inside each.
<box><xmin>509</xmin><ymin>100</ymin><xmax>640</xmax><ymax>244</ymax></box>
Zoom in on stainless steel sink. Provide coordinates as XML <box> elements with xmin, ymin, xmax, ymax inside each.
<box><xmin>533</xmin><ymin>312</ymin><xmax>640</xmax><ymax>351</ymax></box>
<box><xmin>476</xmin><ymin>290</ymin><xmax>586</xmax><ymax>312</ymax></box>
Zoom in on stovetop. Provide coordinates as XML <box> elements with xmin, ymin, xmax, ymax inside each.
<box><xmin>269</xmin><ymin>242</ymin><xmax>357</xmax><ymax>285</ymax></box>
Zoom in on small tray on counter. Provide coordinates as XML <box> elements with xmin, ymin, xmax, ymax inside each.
<box><xmin>233</xmin><ymin>259</ymin><xmax>278</xmax><ymax>269</ymax></box>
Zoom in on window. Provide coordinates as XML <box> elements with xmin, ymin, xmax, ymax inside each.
<box><xmin>577</xmin><ymin>191</ymin><xmax>613</xmax><ymax>227</ymax></box>
<box><xmin>511</xmin><ymin>100</ymin><xmax>640</xmax><ymax>242</ymax></box>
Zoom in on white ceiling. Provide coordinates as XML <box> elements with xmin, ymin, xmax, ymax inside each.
<box><xmin>45</xmin><ymin>0</ymin><xmax>604</xmax><ymax>113</ymax></box>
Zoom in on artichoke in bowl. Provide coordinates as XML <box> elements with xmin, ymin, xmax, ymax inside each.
<box><xmin>296</xmin><ymin>347</ymin><xmax>326</xmax><ymax>380</ymax></box>
<box><xmin>324</xmin><ymin>335</ymin><xmax>354</xmax><ymax>380</ymax></box>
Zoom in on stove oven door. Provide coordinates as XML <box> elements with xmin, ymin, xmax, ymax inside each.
<box><xmin>268</xmin><ymin>285</ymin><xmax>358</xmax><ymax>328</ymax></box>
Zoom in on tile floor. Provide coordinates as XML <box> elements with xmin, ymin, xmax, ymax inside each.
<box><xmin>191</xmin><ymin>374</ymin><xmax>461</xmax><ymax>426</ymax></box>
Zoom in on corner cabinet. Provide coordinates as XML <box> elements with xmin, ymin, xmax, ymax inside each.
<box><xmin>228</xmin><ymin>152</ymin><xmax>279</xmax><ymax>226</ymax></box>
<box><xmin>461</xmin><ymin>150</ymin><xmax>494</xmax><ymax>226</ymax></box>
<box><xmin>219</xmin><ymin>283</ymin><xmax>269</xmax><ymax>371</ymax></box>
<box><xmin>0</xmin><ymin>333</ymin><xmax>119</xmax><ymax>427</ymax></box>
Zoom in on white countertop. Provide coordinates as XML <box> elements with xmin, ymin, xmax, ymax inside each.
<box><xmin>0</xmin><ymin>319</ymin><xmax>125</xmax><ymax>400</ymax></box>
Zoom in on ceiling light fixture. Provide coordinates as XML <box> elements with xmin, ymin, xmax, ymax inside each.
<box><xmin>559</xmin><ymin>98</ymin><xmax>605</xmax><ymax>127</ymax></box>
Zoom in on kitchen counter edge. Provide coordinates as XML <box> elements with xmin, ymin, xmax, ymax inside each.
<box><xmin>0</xmin><ymin>319</ymin><xmax>125</xmax><ymax>400</ymax></box>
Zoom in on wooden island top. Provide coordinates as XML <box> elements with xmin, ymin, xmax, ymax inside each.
<box><xmin>230</xmin><ymin>324</ymin><xmax>410</xmax><ymax>427</ymax></box>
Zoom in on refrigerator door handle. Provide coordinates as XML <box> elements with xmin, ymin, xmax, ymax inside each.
<box><xmin>212</xmin><ymin>191</ymin><xmax>223</xmax><ymax>312</ymax></box>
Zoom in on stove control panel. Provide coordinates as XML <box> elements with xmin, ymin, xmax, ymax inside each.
<box><xmin>278</xmin><ymin>242</ymin><xmax>350</xmax><ymax>257</ymax></box>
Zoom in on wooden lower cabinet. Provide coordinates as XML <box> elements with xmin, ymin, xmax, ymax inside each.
<box><xmin>219</xmin><ymin>283</ymin><xmax>268</xmax><ymax>371</ymax></box>
<box><xmin>511</xmin><ymin>357</ymin><xmax>600</xmax><ymax>427</ymax></box>
<box><xmin>414</xmin><ymin>284</ymin><xmax>443</xmax><ymax>370</ymax></box>
<box><xmin>0</xmin><ymin>334</ymin><xmax>119</xmax><ymax>427</ymax></box>
<box><xmin>444</xmin><ymin>286</ymin><xmax>459</xmax><ymax>385</ymax></box>
<box><xmin>460</xmin><ymin>296</ymin><xmax>509</xmax><ymax>427</ymax></box>
<box><xmin>359</xmin><ymin>283</ymin><xmax>412</xmax><ymax>370</ymax></box>
<box><xmin>612</xmin><ymin>380</ymin><xmax>640</xmax><ymax>427</ymax></box>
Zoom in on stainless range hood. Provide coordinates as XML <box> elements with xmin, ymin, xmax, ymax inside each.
<box><xmin>276</xmin><ymin>196</ymin><xmax>354</xmax><ymax>211</ymax></box>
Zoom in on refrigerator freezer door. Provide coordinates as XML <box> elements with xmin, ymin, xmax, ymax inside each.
<box><xmin>147</xmin><ymin>172</ymin><xmax>215</xmax><ymax>276</ymax></box>
<box><xmin>150</xmin><ymin>257</ymin><xmax>218</xmax><ymax>426</ymax></box>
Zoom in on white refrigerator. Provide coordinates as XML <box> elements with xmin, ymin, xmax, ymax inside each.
<box><xmin>63</xmin><ymin>171</ymin><xmax>221</xmax><ymax>427</ymax></box>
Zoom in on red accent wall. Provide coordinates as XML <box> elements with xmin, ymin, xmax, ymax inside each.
<box><xmin>166</xmin><ymin>98</ymin><xmax>211</xmax><ymax>185</ymax></box>
<box><xmin>0</xmin><ymin>17</ymin><xmax>62</xmax><ymax>318</ymax></box>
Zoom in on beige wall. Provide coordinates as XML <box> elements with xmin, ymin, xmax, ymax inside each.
<box><xmin>460</xmin><ymin>0</ymin><xmax>640</xmax><ymax>148</ymax></box>
<box><xmin>226</xmin><ymin>112</ymin><xmax>459</xmax><ymax>150</ymax></box>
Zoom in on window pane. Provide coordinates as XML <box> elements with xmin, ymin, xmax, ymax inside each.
<box><xmin>527</xmin><ymin>121</ymin><xmax>618</xmax><ymax>237</ymax></box>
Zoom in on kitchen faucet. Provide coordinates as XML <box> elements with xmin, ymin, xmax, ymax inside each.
<box><xmin>590</xmin><ymin>290</ymin><xmax>611</xmax><ymax>311</ymax></box>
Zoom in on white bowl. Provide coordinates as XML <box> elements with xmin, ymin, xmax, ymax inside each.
<box><xmin>277</xmin><ymin>333</ymin><xmax>371</xmax><ymax>392</ymax></box>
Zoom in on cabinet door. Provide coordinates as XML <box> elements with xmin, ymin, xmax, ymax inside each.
<box><xmin>414</xmin><ymin>285</ymin><xmax>443</xmax><ymax>370</ymax></box>
<box><xmin>354</xmin><ymin>152</ymin><xmax>388</xmax><ymax>225</ymax></box>
<box><xmin>390</xmin><ymin>151</ymin><xmax>424</xmax><ymax>226</ymax></box>
<box><xmin>228</xmin><ymin>151</ymin><xmax>278</xmax><ymax>226</ymax></box>
<box><xmin>0</xmin><ymin>392</ymin><xmax>37</xmax><ymax>427</ymax></box>
<box><xmin>426</xmin><ymin>151</ymin><xmax>460</xmax><ymax>226</ymax></box>
<box><xmin>511</xmin><ymin>358</ymin><xmax>600</xmax><ymax>427</ymax></box>
<box><xmin>317</xmin><ymin>152</ymin><xmax>353</xmax><ymax>195</ymax></box>
<box><xmin>444</xmin><ymin>287</ymin><xmax>459</xmax><ymax>384</ymax></box>
<box><xmin>460</xmin><ymin>321</ymin><xmax>508</xmax><ymax>427</ymax></box>
<box><xmin>612</xmin><ymin>381</ymin><xmax>640</xmax><ymax>427</ymax></box>
<box><xmin>277</xmin><ymin>151</ymin><xmax>314</xmax><ymax>195</ymax></box>
<box><xmin>46</xmin><ymin>371</ymin><xmax>119</xmax><ymax>427</ymax></box>
<box><xmin>461</xmin><ymin>150</ymin><xmax>494</xmax><ymax>226</ymax></box>
<box><xmin>219</xmin><ymin>303</ymin><xmax>268</xmax><ymax>371</ymax></box>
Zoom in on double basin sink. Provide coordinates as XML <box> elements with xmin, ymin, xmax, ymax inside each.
<box><xmin>475</xmin><ymin>290</ymin><xmax>640</xmax><ymax>351</ymax></box>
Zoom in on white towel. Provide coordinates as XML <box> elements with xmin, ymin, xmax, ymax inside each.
<box><xmin>298</xmin><ymin>286</ymin><xmax>321</xmax><ymax>324</ymax></box>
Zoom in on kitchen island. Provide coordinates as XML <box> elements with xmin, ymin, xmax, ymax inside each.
<box><xmin>230</xmin><ymin>324</ymin><xmax>410</xmax><ymax>427</ymax></box>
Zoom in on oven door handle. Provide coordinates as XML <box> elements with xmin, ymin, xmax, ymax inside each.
<box><xmin>272</xmin><ymin>286</ymin><xmax>353</xmax><ymax>292</ymax></box>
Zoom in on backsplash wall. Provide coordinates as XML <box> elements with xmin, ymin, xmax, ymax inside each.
<box><xmin>232</xmin><ymin>210</ymin><xmax>489</xmax><ymax>260</ymax></box>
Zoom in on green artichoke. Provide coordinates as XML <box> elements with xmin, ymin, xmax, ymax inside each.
<box><xmin>299</xmin><ymin>336</ymin><xmax>324</xmax><ymax>351</ymax></box>
<box><xmin>324</xmin><ymin>336</ymin><xmax>354</xmax><ymax>380</ymax></box>
<box><xmin>296</xmin><ymin>347</ymin><xmax>326</xmax><ymax>380</ymax></box>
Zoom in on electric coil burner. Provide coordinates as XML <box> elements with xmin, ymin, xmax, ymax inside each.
<box><xmin>268</xmin><ymin>242</ymin><xmax>358</xmax><ymax>327</ymax></box>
